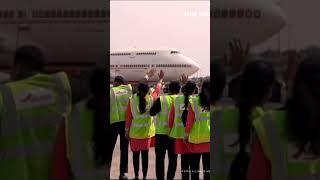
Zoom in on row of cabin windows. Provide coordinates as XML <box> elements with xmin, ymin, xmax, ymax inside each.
<box><xmin>111</xmin><ymin>53</ymin><xmax>131</xmax><ymax>56</ymax></box>
<box><xmin>0</xmin><ymin>9</ymin><xmax>107</xmax><ymax>19</ymax></box>
<box><xmin>213</xmin><ymin>8</ymin><xmax>262</xmax><ymax>19</ymax></box>
<box><xmin>136</xmin><ymin>52</ymin><xmax>156</xmax><ymax>55</ymax></box>
<box><xmin>111</xmin><ymin>52</ymin><xmax>157</xmax><ymax>56</ymax></box>
<box><xmin>111</xmin><ymin>64</ymin><xmax>192</xmax><ymax>68</ymax></box>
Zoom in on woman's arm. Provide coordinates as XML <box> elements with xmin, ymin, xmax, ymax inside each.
<box><xmin>51</xmin><ymin>121</ymin><xmax>72</xmax><ymax>180</ymax></box>
<box><xmin>247</xmin><ymin>135</ymin><xmax>272</xmax><ymax>180</ymax></box>
<box><xmin>125</xmin><ymin>101</ymin><xmax>133</xmax><ymax>130</ymax></box>
<box><xmin>151</xmin><ymin>83</ymin><xmax>162</xmax><ymax>100</ymax></box>
<box><xmin>185</xmin><ymin>105</ymin><xmax>195</xmax><ymax>135</ymax></box>
<box><xmin>149</xmin><ymin>98</ymin><xmax>161</xmax><ymax>116</ymax></box>
<box><xmin>151</xmin><ymin>70</ymin><xmax>164</xmax><ymax>100</ymax></box>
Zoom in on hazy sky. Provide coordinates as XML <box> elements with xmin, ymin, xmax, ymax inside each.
<box><xmin>254</xmin><ymin>0</ymin><xmax>320</xmax><ymax>52</ymax></box>
<box><xmin>110</xmin><ymin>1</ymin><xmax>210</xmax><ymax>76</ymax></box>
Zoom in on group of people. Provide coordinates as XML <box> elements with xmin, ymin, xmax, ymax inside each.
<box><xmin>3</xmin><ymin>39</ymin><xmax>318</xmax><ymax>180</ymax></box>
<box><xmin>213</xmin><ymin>40</ymin><xmax>320</xmax><ymax>180</ymax></box>
<box><xmin>110</xmin><ymin>70</ymin><xmax>210</xmax><ymax>180</ymax></box>
<box><xmin>0</xmin><ymin>45</ymin><xmax>112</xmax><ymax>180</ymax></box>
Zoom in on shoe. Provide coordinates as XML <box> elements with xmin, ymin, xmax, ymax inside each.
<box><xmin>133</xmin><ymin>176</ymin><xmax>139</xmax><ymax>180</ymax></box>
<box><xmin>142</xmin><ymin>177</ymin><xmax>147</xmax><ymax>180</ymax></box>
<box><xmin>119</xmin><ymin>175</ymin><xmax>128</xmax><ymax>180</ymax></box>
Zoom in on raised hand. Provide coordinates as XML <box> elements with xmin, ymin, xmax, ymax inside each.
<box><xmin>180</xmin><ymin>74</ymin><xmax>188</xmax><ymax>84</ymax></box>
<box><xmin>284</xmin><ymin>50</ymin><xmax>304</xmax><ymax>93</ymax></box>
<box><xmin>224</xmin><ymin>38</ymin><xmax>250</xmax><ymax>74</ymax></box>
<box><xmin>146</xmin><ymin>68</ymin><xmax>156</xmax><ymax>78</ymax></box>
<box><xmin>158</xmin><ymin>70</ymin><xmax>164</xmax><ymax>80</ymax></box>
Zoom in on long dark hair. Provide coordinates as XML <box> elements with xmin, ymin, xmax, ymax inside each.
<box><xmin>287</xmin><ymin>57</ymin><xmax>320</xmax><ymax>155</ymax></box>
<box><xmin>238</xmin><ymin>61</ymin><xmax>275</xmax><ymax>152</ymax></box>
<box><xmin>137</xmin><ymin>83</ymin><xmax>150</xmax><ymax>114</ymax></box>
<box><xmin>229</xmin><ymin>61</ymin><xmax>275</xmax><ymax>180</ymax></box>
<box><xmin>181</xmin><ymin>81</ymin><xmax>197</xmax><ymax>126</ymax></box>
<box><xmin>199</xmin><ymin>79</ymin><xmax>210</xmax><ymax>110</ymax></box>
<box><xmin>212</xmin><ymin>61</ymin><xmax>226</xmax><ymax>105</ymax></box>
<box><xmin>86</xmin><ymin>68</ymin><xmax>109</xmax><ymax>167</ymax></box>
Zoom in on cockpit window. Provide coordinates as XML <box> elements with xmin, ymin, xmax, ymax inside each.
<box><xmin>170</xmin><ymin>51</ymin><xmax>179</xmax><ymax>54</ymax></box>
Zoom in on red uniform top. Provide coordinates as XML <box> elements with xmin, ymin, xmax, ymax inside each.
<box><xmin>185</xmin><ymin>105</ymin><xmax>210</xmax><ymax>153</ymax></box>
<box><xmin>247</xmin><ymin>136</ymin><xmax>271</xmax><ymax>180</ymax></box>
<box><xmin>168</xmin><ymin>104</ymin><xmax>191</xmax><ymax>154</ymax></box>
<box><xmin>125</xmin><ymin>83</ymin><xmax>161</xmax><ymax>152</ymax></box>
<box><xmin>52</xmin><ymin>122</ymin><xmax>73</xmax><ymax>180</ymax></box>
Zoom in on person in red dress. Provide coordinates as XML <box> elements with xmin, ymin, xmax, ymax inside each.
<box><xmin>247</xmin><ymin>57</ymin><xmax>320</xmax><ymax>180</ymax></box>
<box><xmin>185</xmin><ymin>79</ymin><xmax>210</xmax><ymax>180</ymax></box>
<box><xmin>125</xmin><ymin>71</ymin><xmax>164</xmax><ymax>180</ymax></box>
<box><xmin>227</xmin><ymin>61</ymin><xmax>275</xmax><ymax>180</ymax></box>
<box><xmin>168</xmin><ymin>81</ymin><xmax>198</xmax><ymax>180</ymax></box>
<box><xmin>51</xmin><ymin>68</ymin><xmax>111</xmax><ymax>180</ymax></box>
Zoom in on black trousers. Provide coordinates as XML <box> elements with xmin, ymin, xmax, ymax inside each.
<box><xmin>181</xmin><ymin>153</ymin><xmax>210</xmax><ymax>180</ymax></box>
<box><xmin>133</xmin><ymin>150</ymin><xmax>149</xmax><ymax>178</ymax></box>
<box><xmin>155</xmin><ymin>135</ymin><xmax>177</xmax><ymax>180</ymax></box>
<box><xmin>110</xmin><ymin>121</ymin><xmax>129</xmax><ymax>175</ymax></box>
<box><xmin>181</xmin><ymin>154</ymin><xmax>191</xmax><ymax>180</ymax></box>
<box><xmin>202</xmin><ymin>153</ymin><xmax>210</xmax><ymax>180</ymax></box>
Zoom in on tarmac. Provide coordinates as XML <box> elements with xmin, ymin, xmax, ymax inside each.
<box><xmin>110</xmin><ymin>137</ymin><xmax>205</xmax><ymax>180</ymax></box>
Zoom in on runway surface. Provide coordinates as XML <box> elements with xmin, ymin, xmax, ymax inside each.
<box><xmin>110</xmin><ymin>137</ymin><xmax>205</xmax><ymax>179</ymax></box>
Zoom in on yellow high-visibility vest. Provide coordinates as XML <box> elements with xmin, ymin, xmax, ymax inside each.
<box><xmin>67</xmin><ymin>100</ymin><xmax>108</xmax><ymax>180</ymax></box>
<box><xmin>129</xmin><ymin>95</ymin><xmax>155</xmax><ymax>139</ymax></box>
<box><xmin>155</xmin><ymin>95</ymin><xmax>177</xmax><ymax>135</ymax></box>
<box><xmin>188</xmin><ymin>96</ymin><xmax>210</xmax><ymax>144</ymax></box>
<box><xmin>169</xmin><ymin>95</ymin><xmax>192</xmax><ymax>139</ymax></box>
<box><xmin>0</xmin><ymin>72</ymin><xmax>72</xmax><ymax>180</ymax></box>
<box><xmin>110</xmin><ymin>84</ymin><xmax>132</xmax><ymax>124</ymax></box>
<box><xmin>254</xmin><ymin>110</ymin><xmax>320</xmax><ymax>180</ymax></box>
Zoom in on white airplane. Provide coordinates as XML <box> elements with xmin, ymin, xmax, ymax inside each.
<box><xmin>213</xmin><ymin>0</ymin><xmax>287</xmax><ymax>56</ymax></box>
<box><xmin>110</xmin><ymin>49</ymin><xmax>200</xmax><ymax>82</ymax></box>
<box><xmin>0</xmin><ymin>0</ymin><xmax>107</xmax><ymax>77</ymax></box>
<box><xmin>0</xmin><ymin>0</ymin><xmax>287</xmax><ymax>81</ymax></box>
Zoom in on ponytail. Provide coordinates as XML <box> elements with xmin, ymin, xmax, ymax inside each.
<box><xmin>138</xmin><ymin>92</ymin><xmax>147</xmax><ymax>114</ymax></box>
<box><xmin>181</xmin><ymin>94</ymin><xmax>190</xmax><ymax>126</ymax></box>
<box><xmin>199</xmin><ymin>80</ymin><xmax>210</xmax><ymax>110</ymax></box>
<box><xmin>228</xmin><ymin>61</ymin><xmax>275</xmax><ymax>180</ymax></box>
<box><xmin>239</xmin><ymin>102</ymin><xmax>254</xmax><ymax>152</ymax></box>
<box><xmin>181</xmin><ymin>81</ymin><xmax>197</xmax><ymax>126</ymax></box>
<box><xmin>228</xmin><ymin>101</ymin><xmax>253</xmax><ymax>180</ymax></box>
<box><xmin>137</xmin><ymin>83</ymin><xmax>150</xmax><ymax>114</ymax></box>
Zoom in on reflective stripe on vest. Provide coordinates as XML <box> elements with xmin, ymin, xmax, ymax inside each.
<box><xmin>0</xmin><ymin>73</ymin><xmax>71</xmax><ymax>180</ymax></box>
<box><xmin>155</xmin><ymin>95</ymin><xmax>174</xmax><ymax>135</ymax></box>
<box><xmin>67</xmin><ymin>101</ymin><xmax>107</xmax><ymax>180</ymax></box>
<box><xmin>129</xmin><ymin>95</ymin><xmax>155</xmax><ymax>139</ymax></box>
<box><xmin>211</xmin><ymin>107</ymin><xmax>240</xmax><ymax>180</ymax></box>
<box><xmin>1</xmin><ymin>73</ymin><xmax>68</xmax><ymax>136</ymax></box>
<box><xmin>188</xmin><ymin>96</ymin><xmax>210</xmax><ymax>144</ymax></box>
<box><xmin>262</xmin><ymin>113</ymin><xmax>289</xmax><ymax>180</ymax></box>
<box><xmin>169</xmin><ymin>96</ymin><xmax>188</xmax><ymax>139</ymax></box>
<box><xmin>110</xmin><ymin>84</ymin><xmax>132</xmax><ymax>124</ymax></box>
<box><xmin>255</xmin><ymin>112</ymin><xmax>320</xmax><ymax>180</ymax></box>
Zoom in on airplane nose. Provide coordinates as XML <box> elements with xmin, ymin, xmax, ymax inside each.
<box><xmin>190</xmin><ymin>60</ymin><xmax>200</xmax><ymax>74</ymax></box>
<box><xmin>180</xmin><ymin>54</ymin><xmax>200</xmax><ymax>76</ymax></box>
<box><xmin>267</xmin><ymin>3</ymin><xmax>287</xmax><ymax>34</ymax></box>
